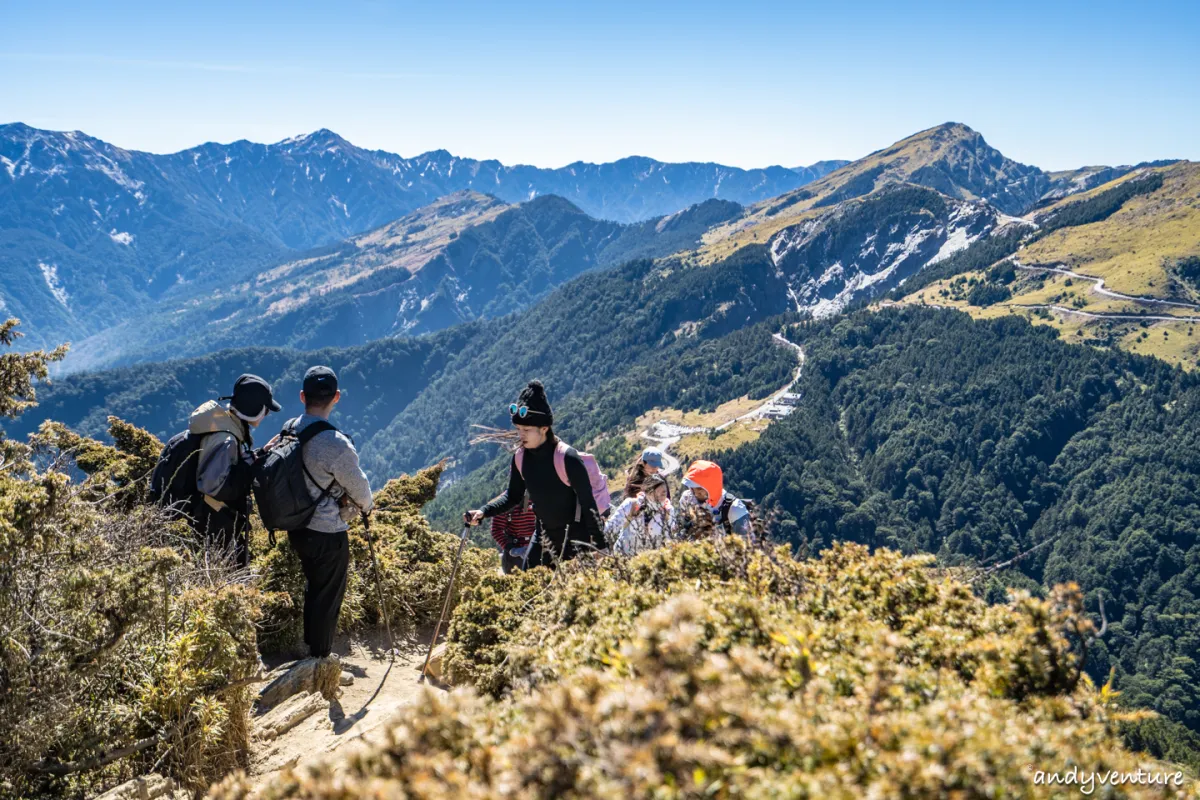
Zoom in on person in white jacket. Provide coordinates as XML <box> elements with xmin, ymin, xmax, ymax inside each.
<box><xmin>606</xmin><ymin>474</ymin><xmax>675</xmax><ymax>556</ymax></box>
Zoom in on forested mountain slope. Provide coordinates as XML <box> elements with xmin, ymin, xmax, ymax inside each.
<box><xmin>11</xmin><ymin>322</ymin><xmax>492</xmax><ymax>448</ymax></box>
<box><xmin>10</xmin><ymin>245</ymin><xmax>799</xmax><ymax>489</ymax></box>
<box><xmin>713</xmin><ymin>306</ymin><xmax>1200</xmax><ymax>733</ymax></box>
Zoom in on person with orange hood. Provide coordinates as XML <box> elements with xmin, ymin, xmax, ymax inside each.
<box><xmin>680</xmin><ymin>460</ymin><xmax>753</xmax><ymax>538</ymax></box>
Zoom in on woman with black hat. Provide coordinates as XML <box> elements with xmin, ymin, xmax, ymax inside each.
<box><xmin>465</xmin><ymin>381</ymin><xmax>606</xmax><ymax>568</ymax></box>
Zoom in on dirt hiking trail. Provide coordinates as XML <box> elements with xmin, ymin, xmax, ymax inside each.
<box><xmin>250</xmin><ymin>632</ymin><xmax>441</xmax><ymax>784</ymax></box>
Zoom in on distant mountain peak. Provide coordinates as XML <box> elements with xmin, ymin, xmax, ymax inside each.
<box><xmin>276</xmin><ymin>128</ymin><xmax>355</xmax><ymax>154</ymax></box>
<box><xmin>758</xmin><ymin>122</ymin><xmax>1047</xmax><ymax>223</ymax></box>
<box><xmin>792</xmin><ymin>160</ymin><xmax>851</xmax><ymax>181</ymax></box>
<box><xmin>928</xmin><ymin>120</ymin><xmax>975</xmax><ymax>134</ymax></box>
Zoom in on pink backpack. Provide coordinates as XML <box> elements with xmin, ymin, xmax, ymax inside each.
<box><xmin>514</xmin><ymin>440</ymin><xmax>611</xmax><ymax>517</ymax></box>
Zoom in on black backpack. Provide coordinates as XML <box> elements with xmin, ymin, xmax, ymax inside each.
<box><xmin>252</xmin><ymin>419</ymin><xmax>337</xmax><ymax>534</ymax></box>
<box><xmin>148</xmin><ymin>431</ymin><xmax>212</xmax><ymax>520</ymax></box>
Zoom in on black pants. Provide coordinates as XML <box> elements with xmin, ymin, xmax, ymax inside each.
<box><xmin>525</xmin><ymin>522</ymin><xmax>599</xmax><ymax>569</ymax></box>
<box><xmin>287</xmin><ymin>529</ymin><xmax>350</xmax><ymax>658</ymax></box>
<box><xmin>197</xmin><ymin>499</ymin><xmax>251</xmax><ymax>568</ymax></box>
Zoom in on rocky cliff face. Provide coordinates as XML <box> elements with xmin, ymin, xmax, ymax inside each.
<box><xmin>769</xmin><ymin>186</ymin><xmax>1000</xmax><ymax>317</ymax></box>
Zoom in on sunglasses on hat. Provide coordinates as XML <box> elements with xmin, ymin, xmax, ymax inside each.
<box><xmin>510</xmin><ymin>403</ymin><xmax>529</xmax><ymax>418</ymax></box>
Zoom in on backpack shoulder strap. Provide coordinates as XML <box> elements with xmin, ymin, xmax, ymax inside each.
<box><xmin>180</xmin><ymin>429</ymin><xmax>217</xmax><ymax>446</ymax></box>
<box><xmin>553</xmin><ymin>441</ymin><xmax>571</xmax><ymax>487</ymax></box>
<box><xmin>296</xmin><ymin>419</ymin><xmax>337</xmax><ymax>446</ymax></box>
<box><xmin>718</xmin><ymin>495</ymin><xmax>734</xmax><ymax>526</ymax></box>
<box><xmin>294</xmin><ymin>420</ymin><xmax>338</xmax><ymax>498</ymax></box>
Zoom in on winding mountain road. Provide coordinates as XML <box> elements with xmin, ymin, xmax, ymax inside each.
<box><xmin>639</xmin><ymin>332</ymin><xmax>805</xmax><ymax>476</ymax></box>
<box><xmin>1013</xmin><ymin>260</ymin><xmax>1200</xmax><ymax>311</ymax></box>
<box><xmin>1010</xmin><ymin>304</ymin><xmax>1200</xmax><ymax>323</ymax></box>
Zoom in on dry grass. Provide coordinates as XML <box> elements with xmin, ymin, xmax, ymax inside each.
<box><xmin>1020</xmin><ymin>162</ymin><xmax>1200</xmax><ymax>299</ymax></box>
<box><xmin>630</xmin><ymin>396</ymin><xmax>762</xmax><ymax>436</ymax></box>
<box><xmin>1120</xmin><ymin>322</ymin><xmax>1200</xmax><ymax>366</ymax></box>
<box><xmin>673</xmin><ymin>422</ymin><xmax>762</xmax><ymax>461</ymax></box>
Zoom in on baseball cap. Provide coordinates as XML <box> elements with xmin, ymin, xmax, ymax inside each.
<box><xmin>221</xmin><ymin>374</ymin><xmax>282</xmax><ymax>420</ymax></box>
<box><xmin>641</xmin><ymin>447</ymin><xmax>666</xmax><ymax>469</ymax></box>
<box><xmin>302</xmin><ymin>365</ymin><xmax>339</xmax><ymax>399</ymax></box>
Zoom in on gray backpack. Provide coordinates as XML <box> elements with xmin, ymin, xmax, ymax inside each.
<box><xmin>252</xmin><ymin>419</ymin><xmax>336</xmax><ymax>534</ymax></box>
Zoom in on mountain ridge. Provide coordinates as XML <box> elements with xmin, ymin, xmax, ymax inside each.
<box><xmin>59</xmin><ymin>191</ymin><xmax>744</xmax><ymax>370</ymax></box>
<box><xmin>3</xmin><ymin>120</ymin><xmax>1180</xmax><ymax>363</ymax></box>
<box><xmin>0</xmin><ymin>121</ymin><xmax>825</xmax><ymax>351</ymax></box>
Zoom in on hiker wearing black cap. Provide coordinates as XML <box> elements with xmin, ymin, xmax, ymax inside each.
<box><xmin>278</xmin><ymin>366</ymin><xmax>373</xmax><ymax>660</ymax></box>
<box><xmin>149</xmin><ymin>374</ymin><xmax>281</xmax><ymax>567</ymax></box>
<box><xmin>464</xmin><ymin>380</ymin><xmax>607</xmax><ymax>568</ymax></box>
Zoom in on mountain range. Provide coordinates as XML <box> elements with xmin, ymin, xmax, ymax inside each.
<box><xmin>16</xmin><ymin>122</ymin><xmax>1195</xmax><ymax>511</ymax></box>
<box><xmin>7</xmin><ymin>119</ymin><xmax>1169</xmax><ymax>369</ymax></box>
<box><xmin>64</xmin><ymin>192</ymin><xmax>744</xmax><ymax>369</ymax></box>
<box><xmin>21</xmin><ymin>115</ymin><xmax>1189</xmax><ymax>481</ymax></box>
<box><xmin>0</xmin><ymin>122</ymin><xmax>841</xmax><ymax>353</ymax></box>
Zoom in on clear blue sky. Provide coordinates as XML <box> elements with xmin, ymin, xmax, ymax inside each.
<box><xmin>2</xmin><ymin>0</ymin><xmax>1197</xmax><ymax>170</ymax></box>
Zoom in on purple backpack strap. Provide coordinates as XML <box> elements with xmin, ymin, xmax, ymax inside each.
<box><xmin>552</xmin><ymin>441</ymin><xmax>571</xmax><ymax>487</ymax></box>
<box><xmin>515</xmin><ymin>443</ymin><xmax>571</xmax><ymax>488</ymax></box>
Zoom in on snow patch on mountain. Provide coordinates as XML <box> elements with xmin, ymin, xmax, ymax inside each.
<box><xmin>85</xmin><ymin>159</ymin><xmax>144</xmax><ymax>195</ymax></box>
<box><xmin>328</xmin><ymin>195</ymin><xmax>350</xmax><ymax>218</ymax></box>
<box><xmin>769</xmin><ymin>191</ymin><xmax>999</xmax><ymax>319</ymax></box>
<box><xmin>928</xmin><ymin>203</ymin><xmax>988</xmax><ymax>264</ymax></box>
<box><xmin>38</xmin><ymin>262</ymin><xmax>70</xmax><ymax>306</ymax></box>
<box><xmin>797</xmin><ymin>225</ymin><xmax>937</xmax><ymax>319</ymax></box>
<box><xmin>109</xmin><ymin>230</ymin><xmax>134</xmax><ymax>245</ymax></box>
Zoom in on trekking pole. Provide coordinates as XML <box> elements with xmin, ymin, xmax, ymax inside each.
<box><xmin>362</xmin><ymin>512</ymin><xmax>395</xmax><ymax>657</ymax></box>
<box><xmin>520</xmin><ymin>524</ymin><xmax>538</xmax><ymax>570</ymax></box>
<box><xmin>419</xmin><ymin>523</ymin><xmax>471</xmax><ymax>683</ymax></box>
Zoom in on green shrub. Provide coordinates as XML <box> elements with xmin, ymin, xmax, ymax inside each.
<box><xmin>211</xmin><ymin>541</ymin><xmax>1191</xmax><ymax>798</ymax></box>
<box><xmin>0</xmin><ymin>424</ymin><xmax>261</xmax><ymax>799</ymax></box>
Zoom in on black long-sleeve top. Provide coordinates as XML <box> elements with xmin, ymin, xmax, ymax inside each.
<box><xmin>481</xmin><ymin>439</ymin><xmax>604</xmax><ymax>547</ymax></box>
